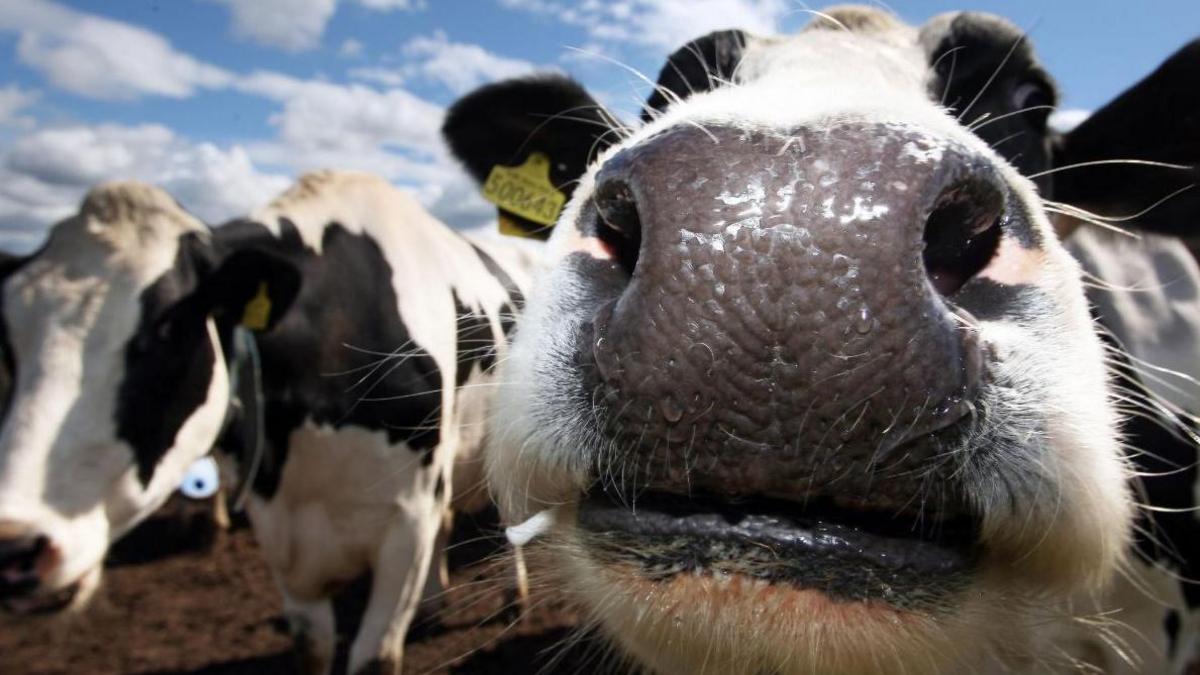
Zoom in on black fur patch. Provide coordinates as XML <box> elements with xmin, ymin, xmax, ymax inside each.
<box><xmin>468</xmin><ymin>242</ymin><xmax>524</xmax><ymax>328</ymax></box>
<box><xmin>1166</xmin><ymin>610</ymin><xmax>1181</xmax><ymax>657</ymax></box>
<box><xmin>116</xmin><ymin>233</ymin><xmax>218</xmax><ymax>486</ymax></box>
<box><xmin>1053</xmin><ymin>38</ymin><xmax>1200</xmax><ymax>234</ymax></box>
<box><xmin>643</xmin><ymin>29</ymin><xmax>748</xmax><ymax>120</ymax></box>
<box><xmin>0</xmin><ymin>251</ymin><xmax>31</xmax><ymax>422</ymax></box>
<box><xmin>452</xmin><ymin>291</ymin><xmax>495</xmax><ymax>389</ymax></box>
<box><xmin>218</xmin><ymin>218</ymin><xmax>444</xmax><ymax>498</ymax></box>
<box><xmin>920</xmin><ymin>13</ymin><xmax>1058</xmax><ymax>190</ymax></box>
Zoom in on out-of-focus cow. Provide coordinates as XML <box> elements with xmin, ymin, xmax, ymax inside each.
<box><xmin>444</xmin><ymin>6</ymin><xmax>1199</xmax><ymax>674</ymax></box>
<box><xmin>0</xmin><ymin>171</ymin><xmax>532</xmax><ymax>675</ymax></box>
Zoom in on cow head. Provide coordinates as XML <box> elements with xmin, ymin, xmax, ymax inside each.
<box><xmin>446</xmin><ymin>7</ymin><xmax>1199</xmax><ymax>673</ymax></box>
<box><xmin>0</xmin><ymin>182</ymin><xmax>298</xmax><ymax>616</ymax></box>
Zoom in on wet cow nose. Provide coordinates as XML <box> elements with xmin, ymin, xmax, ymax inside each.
<box><xmin>593</xmin><ymin>125</ymin><xmax>1007</xmax><ymax>298</ymax></box>
<box><xmin>0</xmin><ymin>525</ymin><xmax>53</xmax><ymax>598</ymax></box>
<box><xmin>584</xmin><ymin>122</ymin><xmax>1007</xmax><ymax>498</ymax></box>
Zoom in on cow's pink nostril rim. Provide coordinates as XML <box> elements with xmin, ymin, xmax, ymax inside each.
<box><xmin>592</xmin><ymin>173</ymin><xmax>642</xmax><ymax>276</ymax></box>
<box><xmin>922</xmin><ymin>177</ymin><xmax>1006</xmax><ymax>297</ymax></box>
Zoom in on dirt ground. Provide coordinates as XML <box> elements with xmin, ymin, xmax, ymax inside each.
<box><xmin>0</xmin><ymin>497</ymin><xmax>608</xmax><ymax>675</ymax></box>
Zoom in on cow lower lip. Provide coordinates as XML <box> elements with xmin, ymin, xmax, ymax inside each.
<box><xmin>577</xmin><ymin>489</ymin><xmax>979</xmax><ymax>604</ymax></box>
<box><xmin>0</xmin><ymin>582</ymin><xmax>80</xmax><ymax>616</ymax></box>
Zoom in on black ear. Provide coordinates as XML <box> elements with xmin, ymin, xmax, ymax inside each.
<box><xmin>443</xmin><ymin>74</ymin><xmax>621</xmax><ymax>195</ymax></box>
<box><xmin>443</xmin><ymin>74</ymin><xmax>623</xmax><ymax>240</ymax></box>
<box><xmin>192</xmin><ymin>248</ymin><xmax>301</xmax><ymax>333</ymax></box>
<box><xmin>1053</xmin><ymin>38</ymin><xmax>1200</xmax><ymax>235</ymax></box>
<box><xmin>0</xmin><ymin>251</ymin><xmax>24</xmax><ymax>282</ymax></box>
<box><xmin>643</xmin><ymin>29</ymin><xmax>748</xmax><ymax>121</ymax></box>
<box><xmin>0</xmin><ymin>250</ymin><xmax>21</xmax><ymax>411</ymax></box>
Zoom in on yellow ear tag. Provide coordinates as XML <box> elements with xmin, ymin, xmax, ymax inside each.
<box><xmin>240</xmin><ymin>282</ymin><xmax>272</xmax><ymax>331</ymax></box>
<box><xmin>482</xmin><ymin>153</ymin><xmax>565</xmax><ymax>236</ymax></box>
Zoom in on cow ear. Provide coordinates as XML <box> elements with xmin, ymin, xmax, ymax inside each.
<box><xmin>1052</xmin><ymin>38</ymin><xmax>1200</xmax><ymax>235</ymax></box>
<box><xmin>194</xmin><ymin>249</ymin><xmax>301</xmax><ymax>333</ymax></box>
<box><xmin>643</xmin><ymin>29</ymin><xmax>748</xmax><ymax>121</ymax></box>
<box><xmin>443</xmin><ymin>74</ymin><xmax>619</xmax><ymax>190</ymax></box>
<box><xmin>443</xmin><ymin>75</ymin><xmax>623</xmax><ymax>239</ymax></box>
<box><xmin>0</xmin><ymin>251</ymin><xmax>24</xmax><ymax>282</ymax></box>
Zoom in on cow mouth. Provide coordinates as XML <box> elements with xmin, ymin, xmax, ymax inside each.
<box><xmin>0</xmin><ymin>581</ymin><xmax>80</xmax><ymax>617</ymax></box>
<box><xmin>577</xmin><ymin>488</ymin><xmax>980</xmax><ymax>606</ymax></box>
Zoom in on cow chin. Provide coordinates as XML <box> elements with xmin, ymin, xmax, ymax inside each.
<box><xmin>557</xmin><ymin>528</ymin><xmax>1025</xmax><ymax>675</ymax></box>
<box><xmin>529</xmin><ymin>443</ymin><xmax>1129</xmax><ymax>675</ymax></box>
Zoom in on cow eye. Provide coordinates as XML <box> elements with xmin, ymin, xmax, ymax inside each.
<box><xmin>1010</xmin><ymin>81</ymin><xmax>1054</xmax><ymax>120</ymax></box>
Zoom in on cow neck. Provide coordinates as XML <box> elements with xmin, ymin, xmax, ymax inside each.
<box><xmin>207</xmin><ymin>219</ymin><xmax>284</xmax><ymax>507</ymax></box>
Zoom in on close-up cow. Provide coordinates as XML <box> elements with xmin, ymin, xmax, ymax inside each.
<box><xmin>0</xmin><ymin>172</ymin><xmax>532</xmax><ymax>674</ymax></box>
<box><xmin>445</xmin><ymin>6</ymin><xmax>1200</xmax><ymax>674</ymax></box>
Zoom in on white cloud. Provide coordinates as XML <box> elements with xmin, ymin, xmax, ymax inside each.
<box><xmin>229</xmin><ymin>71</ymin><xmax>494</xmax><ymax>229</ymax></box>
<box><xmin>236</xmin><ymin>72</ymin><xmax>445</xmax><ymax>155</ymax></box>
<box><xmin>357</xmin><ymin>0</ymin><xmax>427</xmax><ymax>8</ymax></box>
<box><xmin>212</xmin><ymin>0</ymin><xmax>424</xmax><ymax>52</ymax></box>
<box><xmin>211</xmin><ymin>0</ymin><xmax>336</xmax><ymax>53</ymax></box>
<box><xmin>347</xmin><ymin>66</ymin><xmax>408</xmax><ymax>87</ymax></box>
<box><xmin>0</xmin><ymin>1</ymin><xmax>501</xmax><ymax>250</ymax></box>
<box><xmin>1049</xmin><ymin>108</ymin><xmax>1091</xmax><ymax>134</ymax></box>
<box><xmin>349</xmin><ymin>32</ymin><xmax>537</xmax><ymax>94</ymax></box>
<box><xmin>402</xmin><ymin>31</ymin><xmax>538</xmax><ymax>93</ymax></box>
<box><xmin>338</xmin><ymin>38</ymin><xmax>364</xmax><ymax>58</ymax></box>
<box><xmin>0</xmin><ymin>0</ymin><xmax>232</xmax><ymax>100</ymax></box>
<box><xmin>0</xmin><ymin>124</ymin><xmax>290</xmax><ymax>252</ymax></box>
<box><xmin>0</xmin><ymin>86</ymin><xmax>38</xmax><ymax>129</ymax></box>
<box><xmin>501</xmin><ymin>0</ymin><xmax>787</xmax><ymax>51</ymax></box>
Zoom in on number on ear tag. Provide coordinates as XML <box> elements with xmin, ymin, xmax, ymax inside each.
<box><xmin>482</xmin><ymin>153</ymin><xmax>566</xmax><ymax>235</ymax></box>
<box><xmin>241</xmin><ymin>282</ymin><xmax>272</xmax><ymax>330</ymax></box>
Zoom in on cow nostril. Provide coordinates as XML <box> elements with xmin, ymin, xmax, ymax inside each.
<box><xmin>592</xmin><ymin>176</ymin><xmax>642</xmax><ymax>276</ymax></box>
<box><xmin>922</xmin><ymin>177</ymin><xmax>1005</xmax><ymax>297</ymax></box>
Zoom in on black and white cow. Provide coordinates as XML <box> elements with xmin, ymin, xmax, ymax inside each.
<box><xmin>444</xmin><ymin>7</ymin><xmax>1200</xmax><ymax>674</ymax></box>
<box><xmin>0</xmin><ymin>171</ymin><xmax>531</xmax><ymax>674</ymax></box>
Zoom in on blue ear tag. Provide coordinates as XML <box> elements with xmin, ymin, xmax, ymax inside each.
<box><xmin>180</xmin><ymin>456</ymin><xmax>220</xmax><ymax>499</ymax></box>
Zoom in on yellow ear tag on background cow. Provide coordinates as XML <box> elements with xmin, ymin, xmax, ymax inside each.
<box><xmin>241</xmin><ymin>282</ymin><xmax>272</xmax><ymax>330</ymax></box>
<box><xmin>482</xmin><ymin>153</ymin><xmax>565</xmax><ymax>236</ymax></box>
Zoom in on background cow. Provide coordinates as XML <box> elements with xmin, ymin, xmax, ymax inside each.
<box><xmin>445</xmin><ymin>6</ymin><xmax>1199</xmax><ymax>674</ymax></box>
<box><xmin>0</xmin><ymin>171</ymin><xmax>532</xmax><ymax>675</ymax></box>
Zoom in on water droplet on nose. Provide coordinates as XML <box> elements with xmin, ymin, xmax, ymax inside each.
<box><xmin>855</xmin><ymin>306</ymin><xmax>873</xmax><ymax>334</ymax></box>
<box><xmin>595</xmin><ymin>338</ymin><xmax>621</xmax><ymax>380</ymax></box>
<box><xmin>659</xmin><ymin>396</ymin><xmax>685</xmax><ymax>423</ymax></box>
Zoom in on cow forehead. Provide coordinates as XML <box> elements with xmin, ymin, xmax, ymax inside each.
<box><xmin>5</xmin><ymin>182</ymin><xmax>204</xmax><ymax>322</ymax></box>
<box><xmin>734</xmin><ymin>8</ymin><xmax>1032</xmax><ymax>86</ymax></box>
<box><xmin>737</xmin><ymin>24</ymin><xmax>925</xmax><ymax>93</ymax></box>
<box><xmin>2</xmin><ymin>181</ymin><xmax>205</xmax><ymax>357</ymax></box>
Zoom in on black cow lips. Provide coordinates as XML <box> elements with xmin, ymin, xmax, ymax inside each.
<box><xmin>577</xmin><ymin>489</ymin><xmax>979</xmax><ymax>606</ymax></box>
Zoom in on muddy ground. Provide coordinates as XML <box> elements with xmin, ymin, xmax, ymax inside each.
<box><xmin>0</xmin><ymin>498</ymin><xmax>610</xmax><ymax>675</ymax></box>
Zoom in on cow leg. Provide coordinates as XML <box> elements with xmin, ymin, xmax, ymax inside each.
<box><xmin>282</xmin><ymin>593</ymin><xmax>336</xmax><ymax>675</ymax></box>
<box><xmin>346</xmin><ymin>505</ymin><xmax>440</xmax><ymax>675</ymax></box>
<box><xmin>510</xmin><ymin>542</ymin><xmax>530</xmax><ymax>613</ymax></box>
<box><xmin>418</xmin><ymin>507</ymin><xmax>454</xmax><ymax>618</ymax></box>
<box><xmin>211</xmin><ymin>485</ymin><xmax>231</xmax><ymax>531</ymax></box>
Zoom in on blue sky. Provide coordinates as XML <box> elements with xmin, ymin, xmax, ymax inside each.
<box><xmin>0</xmin><ymin>0</ymin><xmax>1195</xmax><ymax>251</ymax></box>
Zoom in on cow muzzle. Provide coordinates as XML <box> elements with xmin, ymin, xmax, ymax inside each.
<box><xmin>567</xmin><ymin>122</ymin><xmax>1030</xmax><ymax>602</ymax></box>
<box><xmin>0</xmin><ymin>521</ymin><xmax>77</xmax><ymax>616</ymax></box>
